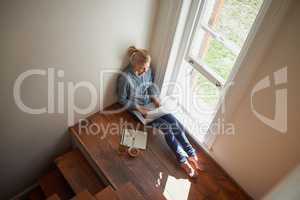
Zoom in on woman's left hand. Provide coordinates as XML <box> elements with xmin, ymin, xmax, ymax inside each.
<box><xmin>152</xmin><ymin>97</ymin><xmax>161</xmax><ymax>108</ymax></box>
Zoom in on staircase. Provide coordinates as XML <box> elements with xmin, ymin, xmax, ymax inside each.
<box><xmin>27</xmin><ymin>149</ymin><xmax>145</xmax><ymax>200</ymax></box>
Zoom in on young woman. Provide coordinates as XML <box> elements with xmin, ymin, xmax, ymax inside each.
<box><xmin>117</xmin><ymin>46</ymin><xmax>203</xmax><ymax>178</ymax></box>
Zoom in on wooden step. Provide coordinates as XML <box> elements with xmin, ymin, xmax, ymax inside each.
<box><xmin>95</xmin><ymin>186</ymin><xmax>119</xmax><ymax>200</ymax></box>
<box><xmin>28</xmin><ymin>186</ymin><xmax>45</xmax><ymax>200</ymax></box>
<box><xmin>46</xmin><ymin>194</ymin><xmax>60</xmax><ymax>200</ymax></box>
<box><xmin>70</xmin><ymin>190</ymin><xmax>95</xmax><ymax>200</ymax></box>
<box><xmin>39</xmin><ymin>169</ymin><xmax>74</xmax><ymax>200</ymax></box>
<box><xmin>55</xmin><ymin>149</ymin><xmax>106</xmax><ymax>195</ymax></box>
<box><xmin>116</xmin><ymin>182</ymin><xmax>145</xmax><ymax>200</ymax></box>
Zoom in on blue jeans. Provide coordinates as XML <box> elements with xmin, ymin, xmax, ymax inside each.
<box><xmin>149</xmin><ymin>114</ymin><xmax>196</xmax><ymax>163</ymax></box>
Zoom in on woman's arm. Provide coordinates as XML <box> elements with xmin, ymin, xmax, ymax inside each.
<box><xmin>148</xmin><ymin>69</ymin><xmax>160</xmax><ymax>108</ymax></box>
<box><xmin>117</xmin><ymin>74</ymin><xmax>150</xmax><ymax>116</ymax></box>
<box><xmin>136</xmin><ymin>105</ymin><xmax>151</xmax><ymax>116</ymax></box>
<box><xmin>117</xmin><ymin>74</ymin><xmax>136</xmax><ymax>110</ymax></box>
<box><xmin>151</xmin><ymin>96</ymin><xmax>161</xmax><ymax>108</ymax></box>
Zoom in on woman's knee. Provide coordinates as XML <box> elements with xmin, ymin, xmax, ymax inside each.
<box><xmin>163</xmin><ymin>113</ymin><xmax>176</xmax><ymax>120</ymax></box>
<box><xmin>163</xmin><ymin>130</ymin><xmax>176</xmax><ymax>144</ymax></box>
<box><xmin>161</xmin><ymin>114</ymin><xmax>177</xmax><ymax>125</ymax></box>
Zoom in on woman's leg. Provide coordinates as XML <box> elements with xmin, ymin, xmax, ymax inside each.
<box><xmin>160</xmin><ymin>114</ymin><xmax>196</xmax><ymax>157</ymax></box>
<box><xmin>150</xmin><ymin>117</ymin><xmax>199</xmax><ymax>176</ymax></box>
<box><xmin>150</xmin><ymin>117</ymin><xmax>188</xmax><ymax>163</ymax></box>
<box><xmin>160</xmin><ymin>114</ymin><xmax>187</xmax><ymax>132</ymax></box>
<box><xmin>160</xmin><ymin>114</ymin><xmax>204</xmax><ymax>171</ymax></box>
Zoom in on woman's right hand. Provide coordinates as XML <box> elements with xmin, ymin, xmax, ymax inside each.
<box><xmin>137</xmin><ymin>106</ymin><xmax>151</xmax><ymax>117</ymax></box>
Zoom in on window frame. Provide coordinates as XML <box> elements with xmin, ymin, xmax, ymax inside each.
<box><xmin>184</xmin><ymin>0</ymin><xmax>256</xmax><ymax>89</ymax></box>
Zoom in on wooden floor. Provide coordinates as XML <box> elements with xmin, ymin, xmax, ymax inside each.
<box><xmin>70</xmin><ymin>104</ymin><xmax>252</xmax><ymax>200</ymax></box>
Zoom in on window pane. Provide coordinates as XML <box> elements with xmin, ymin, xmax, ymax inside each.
<box><xmin>190</xmin><ymin>28</ymin><xmax>237</xmax><ymax>80</ymax></box>
<box><xmin>189</xmin><ymin>0</ymin><xmax>264</xmax><ymax>80</ymax></box>
<box><xmin>202</xmin><ymin>0</ymin><xmax>263</xmax><ymax>48</ymax></box>
<box><xmin>174</xmin><ymin>62</ymin><xmax>220</xmax><ymax>142</ymax></box>
<box><xmin>191</xmin><ymin>68</ymin><xmax>220</xmax><ymax>108</ymax></box>
<box><xmin>176</xmin><ymin>62</ymin><xmax>220</xmax><ymax>117</ymax></box>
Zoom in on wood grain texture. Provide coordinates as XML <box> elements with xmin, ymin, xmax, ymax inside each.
<box><xmin>38</xmin><ymin>169</ymin><xmax>74</xmax><ymax>200</ymax></box>
<box><xmin>94</xmin><ymin>186</ymin><xmax>119</xmax><ymax>200</ymax></box>
<box><xmin>46</xmin><ymin>194</ymin><xmax>60</xmax><ymax>200</ymax></box>
<box><xmin>71</xmin><ymin>103</ymin><xmax>252</xmax><ymax>200</ymax></box>
<box><xmin>116</xmin><ymin>182</ymin><xmax>145</xmax><ymax>200</ymax></box>
<box><xmin>70</xmin><ymin>190</ymin><xmax>95</xmax><ymax>200</ymax></box>
<box><xmin>55</xmin><ymin>149</ymin><xmax>106</xmax><ymax>195</ymax></box>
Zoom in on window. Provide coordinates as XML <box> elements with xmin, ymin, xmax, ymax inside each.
<box><xmin>188</xmin><ymin>0</ymin><xmax>264</xmax><ymax>85</ymax></box>
<box><xmin>173</xmin><ymin>0</ymin><xmax>264</xmax><ymax>144</ymax></box>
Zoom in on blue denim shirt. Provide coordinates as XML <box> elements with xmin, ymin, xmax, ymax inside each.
<box><xmin>117</xmin><ymin>65</ymin><xmax>159</xmax><ymax>110</ymax></box>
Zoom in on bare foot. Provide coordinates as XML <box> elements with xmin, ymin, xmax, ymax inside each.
<box><xmin>180</xmin><ymin>161</ymin><xmax>198</xmax><ymax>178</ymax></box>
<box><xmin>188</xmin><ymin>156</ymin><xmax>205</xmax><ymax>172</ymax></box>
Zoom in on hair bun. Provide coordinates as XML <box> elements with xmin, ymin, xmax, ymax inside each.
<box><xmin>127</xmin><ymin>46</ymin><xmax>137</xmax><ymax>57</ymax></box>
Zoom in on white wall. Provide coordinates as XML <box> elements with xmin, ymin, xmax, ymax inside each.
<box><xmin>210</xmin><ymin>0</ymin><xmax>300</xmax><ymax>198</ymax></box>
<box><xmin>150</xmin><ymin>0</ymin><xmax>182</xmax><ymax>87</ymax></box>
<box><xmin>0</xmin><ymin>0</ymin><xmax>158</xmax><ymax>199</ymax></box>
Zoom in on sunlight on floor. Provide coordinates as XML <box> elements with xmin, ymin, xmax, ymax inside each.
<box><xmin>163</xmin><ymin>175</ymin><xmax>191</xmax><ymax>200</ymax></box>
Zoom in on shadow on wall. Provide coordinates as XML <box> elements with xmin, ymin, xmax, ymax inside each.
<box><xmin>100</xmin><ymin>47</ymin><xmax>133</xmax><ymax>110</ymax></box>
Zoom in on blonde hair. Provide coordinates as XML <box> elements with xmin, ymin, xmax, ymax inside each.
<box><xmin>127</xmin><ymin>46</ymin><xmax>151</xmax><ymax>66</ymax></box>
